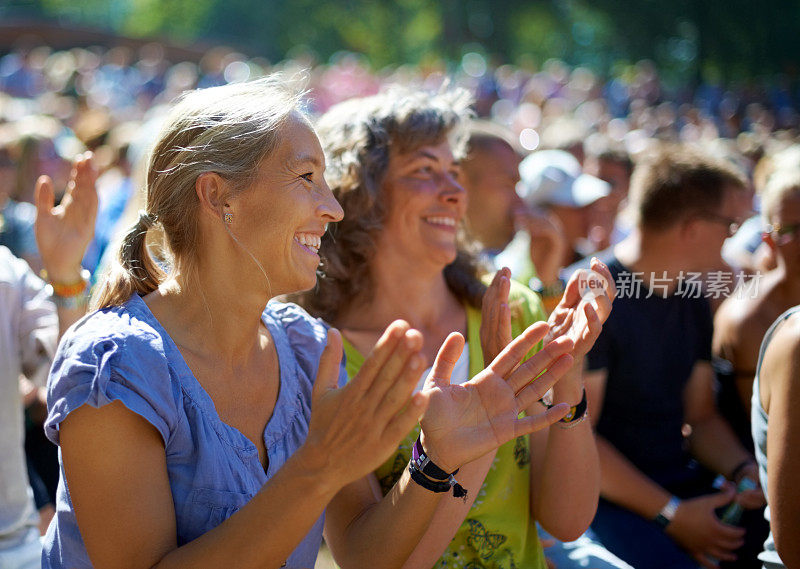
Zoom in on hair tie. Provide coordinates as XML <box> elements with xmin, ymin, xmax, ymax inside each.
<box><xmin>138</xmin><ymin>210</ymin><xmax>156</xmax><ymax>230</ymax></box>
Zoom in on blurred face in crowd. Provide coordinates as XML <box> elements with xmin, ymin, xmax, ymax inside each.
<box><xmin>766</xmin><ymin>192</ymin><xmax>800</xmax><ymax>271</ymax></box>
<box><xmin>378</xmin><ymin>139</ymin><xmax>466</xmax><ymax>271</ymax></box>
<box><xmin>584</xmin><ymin>159</ymin><xmax>631</xmax><ymax>251</ymax></box>
<box><xmin>224</xmin><ymin>115</ymin><xmax>343</xmax><ymax>295</ymax></box>
<box><xmin>584</xmin><ymin>157</ymin><xmax>631</xmax><ymax>212</ymax></box>
<box><xmin>16</xmin><ymin>138</ymin><xmax>71</xmax><ymax>204</ymax></box>
<box><xmin>462</xmin><ymin>141</ymin><xmax>524</xmax><ymax>251</ymax></box>
<box><xmin>689</xmin><ymin>186</ymin><xmax>750</xmax><ymax>271</ymax></box>
<box><xmin>549</xmin><ymin>203</ymin><xmax>595</xmax><ymax>251</ymax></box>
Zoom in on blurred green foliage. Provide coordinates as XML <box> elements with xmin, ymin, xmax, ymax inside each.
<box><xmin>16</xmin><ymin>0</ymin><xmax>800</xmax><ymax>80</ymax></box>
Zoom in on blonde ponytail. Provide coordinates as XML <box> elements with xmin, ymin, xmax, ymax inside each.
<box><xmin>91</xmin><ymin>212</ymin><xmax>167</xmax><ymax>309</ymax></box>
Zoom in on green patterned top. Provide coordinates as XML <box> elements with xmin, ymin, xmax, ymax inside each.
<box><xmin>341</xmin><ymin>279</ymin><xmax>548</xmax><ymax>569</ymax></box>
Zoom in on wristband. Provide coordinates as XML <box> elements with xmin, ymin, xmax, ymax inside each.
<box><xmin>408</xmin><ymin>462</ymin><xmax>468</xmax><ymax>500</ymax></box>
<box><xmin>51</xmin><ymin>291</ymin><xmax>88</xmax><ymax>310</ymax></box>
<box><xmin>413</xmin><ymin>437</ymin><xmax>458</xmax><ymax>480</ymax></box>
<box><xmin>560</xmin><ymin>389</ymin><xmax>588</xmax><ymax>423</ymax></box>
<box><xmin>558</xmin><ymin>411</ymin><xmax>589</xmax><ymax>429</ymax></box>
<box><xmin>653</xmin><ymin>495</ymin><xmax>680</xmax><ymax>529</ymax></box>
<box><xmin>542</xmin><ymin>389</ymin><xmax>588</xmax><ymax>424</ymax></box>
<box><xmin>410</xmin><ymin>437</ymin><xmax>468</xmax><ymax>501</ymax></box>
<box><xmin>43</xmin><ymin>269</ymin><xmax>90</xmax><ymax>298</ymax></box>
<box><xmin>408</xmin><ymin>462</ymin><xmax>452</xmax><ymax>492</ymax></box>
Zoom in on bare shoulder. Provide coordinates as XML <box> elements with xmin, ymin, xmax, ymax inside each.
<box><xmin>762</xmin><ymin>312</ymin><xmax>800</xmax><ymax>383</ymax></box>
<box><xmin>714</xmin><ymin>288</ymin><xmax>781</xmax><ymax>366</ymax></box>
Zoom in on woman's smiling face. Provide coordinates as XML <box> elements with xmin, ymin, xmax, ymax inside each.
<box><xmin>227</xmin><ymin>114</ymin><xmax>344</xmax><ymax>296</ymax></box>
<box><xmin>377</xmin><ymin>139</ymin><xmax>466</xmax><ymax>271</ymax></box>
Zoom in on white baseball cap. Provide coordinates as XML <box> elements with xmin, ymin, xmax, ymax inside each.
<box><xmin>517</xmin><ymin>149</ymin><xmax>611</xmax><ymax>208</ymax></box>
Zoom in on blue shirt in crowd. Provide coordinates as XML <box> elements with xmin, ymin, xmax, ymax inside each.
<box><xmin>43</xmin><ymin>294</ymin><xmax>346</xmax><ymax>569</ymax></box>
<box><xmin>0</xmin><ymin>200</ymin><xmax>38</xmax><ymax>260</ymax></box>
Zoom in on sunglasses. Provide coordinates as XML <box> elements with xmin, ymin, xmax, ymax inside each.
<box><xmin>765</xmin><ymin>222</ymin><xmax>800</xmax><ymax>246</ymax></box>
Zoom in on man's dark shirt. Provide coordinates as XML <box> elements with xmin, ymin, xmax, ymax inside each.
<box><xmin>574</xmin><ymin>255</ymin><xmax>713</xmax><ymax>489</ymax></box>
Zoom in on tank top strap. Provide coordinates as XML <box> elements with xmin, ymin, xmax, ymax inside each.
<box><xmin>755</xmin><ymin>305</ymin><xmax>800</xmax><ymax>378</ymax></box>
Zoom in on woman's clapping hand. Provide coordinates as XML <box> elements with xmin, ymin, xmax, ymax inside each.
<box><xmin>546</xmin><ymin>258</ymin><xmax>616</xmax><ymax>358</ymax></box>
<box><xmin>301</xmin><ymin>322</ymin><xmax>430</xmax><ymax>490</ymax></box>
<box><xmin>479</xmin><ymin>267</ymin><xmax>513</xmax><ymax>365</ymax></box>
<box><xmin>419</xmin><ymin>322</ymin><xmax>574</xmax><ymax>474</ymax></box>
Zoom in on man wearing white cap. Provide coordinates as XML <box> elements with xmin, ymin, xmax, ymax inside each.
<box><xmin>517</xmin><ymin>148</ymin><xmax>612</xmax><ymax>270</ymax></box>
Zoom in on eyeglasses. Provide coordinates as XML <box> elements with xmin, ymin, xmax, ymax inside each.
<box><xmin>700</xmin><ymin>213</ymin><xmax>743</xmax><ymax>238</ymax></box>
<box><xmin>765</xmin><ymin>222</ymin><xmax>800</xmax><ymax>246</ymax></box>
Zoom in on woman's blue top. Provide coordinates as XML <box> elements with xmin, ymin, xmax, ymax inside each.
<box><xmin>43</xmin><ymin>294</ymin><xmax>345</xmax><ymax>569</ymax></box>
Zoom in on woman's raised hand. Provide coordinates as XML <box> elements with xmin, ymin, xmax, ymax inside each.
<box><xmin>418</xmin><ymin>322</ymin><xmax>574</xmax><ymax>474</ymax></box>
<box><xmin>546</xmin><ymin>258</ymin><xmax>616</xmax><ymax>357</ymax></box>
<box><xmin>480</xmin><ymin>268</ymin><xmax>512</xmax><ymax>365</ymax></box>
<box><xmin>301</xmin><ymin>321</ymin><xmax>431</xmax><ymax>490</ymax></box>
<box><xmin>34</xmin><ymin>152</ymin><xmax>98</xmax><ymax>282</ymax></box>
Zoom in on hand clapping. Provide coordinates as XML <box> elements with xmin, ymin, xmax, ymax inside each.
<box><xmin>419</xmin><ymin>322</ymin><xmax>574</xmax><ymax>473</ymax></box>
<box><xmin>546</xmin><ymin>257</ymin><xmax>616</xmax><ymax>357</ymax></box>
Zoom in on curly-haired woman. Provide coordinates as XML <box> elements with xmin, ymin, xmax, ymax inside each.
<box><xmin>297</xmin><ymin>88</ymin><xmax>615</xmax><ymax>569</ymax></box>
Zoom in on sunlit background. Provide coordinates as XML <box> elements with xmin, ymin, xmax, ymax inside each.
<box><xmin>3</xmin><ymin>0</ymin><xmax>799</xmax><ymax>82</ymax></box>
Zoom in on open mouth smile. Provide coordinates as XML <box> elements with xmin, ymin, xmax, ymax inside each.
<box><xmin>423</xmin><ymin>216</ymin><xmax>458</xmax><ymax>229</ymax></box>
<box><xmin>294</xmin><ymin>232</ymin><xmax>321</xmax><ymax>255</ymax></box>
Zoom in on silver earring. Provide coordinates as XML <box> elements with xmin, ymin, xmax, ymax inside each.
<box><xmin>224</xmin><ymin>213</ymin><xmax>233</xmax><ymax>224</ymax></box>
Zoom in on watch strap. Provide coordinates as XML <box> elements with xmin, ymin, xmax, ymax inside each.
<box><xmin>560</xmin><ymin>389</ymin><xmax>588</xmax><ymax>423</ymax></box>
<box><xmin>653</xmin><ymin>495</ymin><xmax>680</xmax><ymax>529</ymax></box>
<box><xmin>541</xmin><ymin>389</ymin><xmax>588</xmax><ymax>424</ymax></box>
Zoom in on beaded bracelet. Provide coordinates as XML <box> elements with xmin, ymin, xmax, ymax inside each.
<box><xmin>42</xmin><ymin>269</ymin><xmax>90</xmax><ymax>310</ymax></box>
<box><xmin>41</xmin><ymin>269</ymin><xmax>90</xmax><ymax>297</ymax></box>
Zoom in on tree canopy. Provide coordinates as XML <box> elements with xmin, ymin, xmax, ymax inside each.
<box><xmin>6</xmin><ymin>0</ymin><xmax>800</xmax><ymax>82</ymax></box>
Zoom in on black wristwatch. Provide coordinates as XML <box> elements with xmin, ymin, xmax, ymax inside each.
<box><xmin>561</xmin><ymin>389</ymin><xmax>588</xmax><ymax>423</ymax></box>
<box><xmin>541</xmin><ymin>388</ymin><xmax>588</xmax><ymax>424</ymax></box>
<box><xmin>653</xmin><ymin>496</ymin><xmax>680</xmax><ymax>529</ymax></box>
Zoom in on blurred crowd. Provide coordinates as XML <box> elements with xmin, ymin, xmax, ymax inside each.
<box><xmin>3</xmin><ymin>39</ymin><xmax>800</xmax><ymax>569</ymax></box>
<box><xmin>2</xmin><ymin>42</ymin><xmax>799</xmax><ymax>281</ymax></box>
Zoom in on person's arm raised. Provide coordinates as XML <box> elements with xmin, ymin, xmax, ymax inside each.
<box><xmin>524</xmin><ymin>259</ymin><xmax>613</xmax><ymax>539</ymax></box>
<box><xmin>325</xmin><ymin>332</ymin><xmax>465</xmax><ymax>569</ymax></box>
<box><xmin>34</xmin><ymin>152</ymin><xmax>98</xmax><ymax>338</ymax></box>
<box><xmin>378</xmin><ymin>272</ymin><xmax>517</xmax><ymax>569</ymax></box>
<box><xmin>527</xmin><ymin>304</ymin><xmax>604</xmax><ymax>541</ymax></box>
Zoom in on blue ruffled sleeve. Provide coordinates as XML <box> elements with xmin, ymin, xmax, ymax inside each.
<box><xmin>45</xmin><ymin>307</ymin><xmax>179</xmax><ymax>447</ymax></box>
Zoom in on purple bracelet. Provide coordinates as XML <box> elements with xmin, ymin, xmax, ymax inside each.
<box><xmin>410</xmin><ymin>436</ymin><xmax>467</xmax><ymax>500</ymax></box>
<box><xmin>412</xmin><ymin>437</ymin><xmax>458</xmax><ymax>480</ymax></box>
